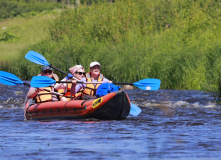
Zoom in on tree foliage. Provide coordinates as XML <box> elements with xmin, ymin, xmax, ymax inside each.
<box><xmin>0</xmin><ymin>0</ymin><xmax>62</xmax><ymax>20</ymax></box>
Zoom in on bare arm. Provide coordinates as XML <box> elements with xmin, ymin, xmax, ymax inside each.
<box><xmin>27</xmin><ymin>87</ymin><xmax>39</xmax><ymax>99</ymax></box>
<box><xmin>103</xmin><ymin>77</ymin><xmax>112</xmax><ymax>83</ymax></box>
<box><xmin>54</xmin><ymin>77</ymin><xmax>68</xmax><ymax>90</ymax></box>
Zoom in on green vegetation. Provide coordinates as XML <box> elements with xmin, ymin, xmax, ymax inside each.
<box><xmin>0</xmin><ymin>0</ymin><xmax>63</xmax><ymax>20</ymax></box>
<box><xmin>1</xmin><ymin>0</ymin><xmax>221</xmax><ymax>92</ymax></box>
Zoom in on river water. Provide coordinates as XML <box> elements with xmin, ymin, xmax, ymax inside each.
<box><xmin>0</xmin><ymin>83</ymin><xmax>221</xmax><ymax>160</ymax></box>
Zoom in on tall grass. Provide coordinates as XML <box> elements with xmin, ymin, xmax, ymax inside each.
<box><xmin>1</xmin><ymin>0</ymin><xmax>221</xmax><ymax>91</ymax></box>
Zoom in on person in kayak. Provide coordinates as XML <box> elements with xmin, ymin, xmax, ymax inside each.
<box><xmin>54</xmin><ymin>65</ymin><xmax>86</xmax><ymax>100</ymax></box>
<box><xmin>27</xmin><ymin>65</ymin><xmax>66</xmax><ymax>103</ymax></box>
<box><xmin>71</xmin><ymin>61</ymin><xmax>112</xmax><ymax>99</ymax></box>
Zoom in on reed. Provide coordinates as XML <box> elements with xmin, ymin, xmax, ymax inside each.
<box><xmin>1</xmin><ymin>0</ymin><xmax>221</xmax><ymax>92</ymax></box>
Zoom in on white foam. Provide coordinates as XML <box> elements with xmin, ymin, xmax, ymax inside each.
<box><xmin>174</xmin><ymin>101</ymin><xmax>189</xmax><ymax>107</ymax></box>
<box><xmin>192</xmin><ymin>102</ymin><xmax>200</xmax><ymax>107</ymax></box>
<box><xmin>204</xmin><ymin>102</ymin><xmax>217</xmax><ymax>108</ymax></box>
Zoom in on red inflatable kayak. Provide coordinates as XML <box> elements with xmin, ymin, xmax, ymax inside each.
<box><xmin>24</xmin><ymin>90</ymin><xmax>131</xmax><ymax>120</ymax></box>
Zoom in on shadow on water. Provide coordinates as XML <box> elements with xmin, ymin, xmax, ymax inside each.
<box><xmin>0</xmin><ymin>84</ymin><xmax>221</xmax><ymax>159</ymax></box>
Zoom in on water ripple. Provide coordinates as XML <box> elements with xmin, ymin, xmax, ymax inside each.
<box><xmin>0</xmin><ymin>85</ymin><xmax>221</xmax><ymax>159</ymax></box>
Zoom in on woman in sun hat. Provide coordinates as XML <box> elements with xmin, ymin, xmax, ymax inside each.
<box><xmin>55</xmin><ymin>64</ymin><xmax>86</xmax><ymax>100</ymax></box>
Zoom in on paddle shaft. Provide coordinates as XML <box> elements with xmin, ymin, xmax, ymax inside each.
<box><xmin>23</xmin><ymin>82</ymin><xmax>63</xmax><ymax>96</ymax></box>
<box><xmin>49</xmin><ymin>65</ymin><xmax>81</xmax><ymax>81</ymax></box>
<box><xmin>112</xmin><ymin>82</ymin><xmax>133</xmax><ymax>85</ymax></box>
<box><xmin>50</xmin><ymin>65</ymin><xmax>68</xmax><ymax>76</ymax></box>
<box><xmin>55</xmin><ymin>81</ymin><xmax>133</xmax><ymax>85</ymax></box>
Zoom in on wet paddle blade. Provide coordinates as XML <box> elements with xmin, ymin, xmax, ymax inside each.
<box><xmin>25</xmin><ymin>51</ymin><xmax>50</xmax><ymax>66</ymax></box>
<box><xmin>0</xmin><ymin>71</ymin><xmax>23</xmax><ymax>86</ymax></box>
<box><xmin>31</xmin><ymin>76</ymin><xmax>56</xmax><ymax>88</ymax></box>
<box><xmin>133</xmin><ymin>78</ymin><xmax>161</xmax><ymax>90</ymax></box>
<box><xmin>130</xmin><ymin>103</ymin><xmax>142</xmax><ymax>116</ymax></box>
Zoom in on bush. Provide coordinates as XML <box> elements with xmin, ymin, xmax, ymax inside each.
<box><xmin>0</xmin><ymin>31</ymin><xmax>16</xmax><ymax>42</ymax></box>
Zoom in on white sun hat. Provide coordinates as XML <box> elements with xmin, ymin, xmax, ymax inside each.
<box><xmin>89</xmin><ymin>61</ymin><xmax>101</xmax><ymax>68</ymax></box>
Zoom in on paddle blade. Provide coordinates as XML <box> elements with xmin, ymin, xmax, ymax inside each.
<box><xmin>0</xmin><ymin>71</ymin><xmax>23</xmax><ymax>86</ymax></box>
<box><xmin>25</xmin><ymin>51</ymin><xmax>50</xmax><ymax>66</ymax></box>
<box><xmin>31</xmin><ymin>76</ymin><xmax>56</xmax><ymax>88</ymax></box>
<box><xmin>130</xmin><ymin>103</ymin><xmax>142</xmax><ymax>116</ymax></box>
<box><xmin>133</xmin><ymin>78</ymin><xmax>161</xmax><ymax>90</ymax></box>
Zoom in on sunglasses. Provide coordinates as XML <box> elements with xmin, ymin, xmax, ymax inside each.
<box><xmin>43</xmin><ymin>70</ymin><xmax>52</xmax><ymax>74</ymax></box>
<box><xmin>75</xmin><ymin>72</ymin><xmax>86</xmax><ymax>75</ymax></box>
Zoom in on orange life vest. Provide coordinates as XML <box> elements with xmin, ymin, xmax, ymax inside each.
<box><xmin>63</xmin><ymin>83</ymin><xmax>83</xmax><ymax>101</ymax></box>
<box><xmin>82</xmin><ymin>73</ymin><xmax>103</xmax><ymax>96</ymax></box>
<box><xmin>35</xmin><ymin>74</ymin><xmax>59</xmax><ymax>103</ymax></box>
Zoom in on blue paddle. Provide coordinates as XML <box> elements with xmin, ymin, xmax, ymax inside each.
<box><xmin>0</xmin><ymin>71</ymin><xmax>26</xmax><ymax>86</ymax></box>
<box><xmin>113</xmin><ymin>78</ymin><xmax>161</xmax><ymax>90</ymax></box>
<box><xmin>31</xmin><ymin>76</ymin><xmax>161</xmax><ymax>91</ymax></box>
<box><xmin>25</xmin><ymin>51</ymin><xmax>161</xmax><ymax>90</ymax></box>
<box><xmin>26</xmin><ymin>51</ymin><xmax>160</xmax><ymax>116</ymax></box>
<box><xmin>25</xmin><ymin>51</ymin><xmax>69</xmax><ymax>76</ymax></box>
<box><xmin>0</xmin><ymin>71</ymin><xmax>62</xmax><ymax>96</ymax></box>
<box><xmin>130</xmin><ymin>103</ymin><xmax>142</xmax><ymax>116</ymax></box>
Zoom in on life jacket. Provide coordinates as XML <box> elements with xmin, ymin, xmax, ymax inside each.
<box><xmin>63</xmin><ymin>83</ymin><xmax>84</xmax><ymax>101</ymax></box>
<box><xmin>35</xmin><ymin>74</ymin><xmax>59</xmax><ymax>103</ymax></box>
<box><xmin>82</xmin><ymin>73</ymin><xmax>103</xmax><ymax>96</ymax></box>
